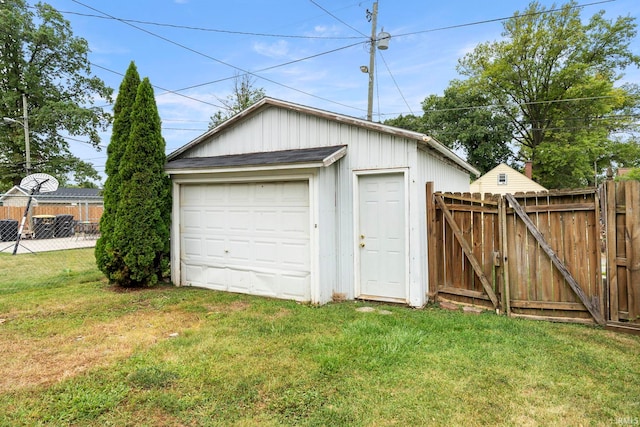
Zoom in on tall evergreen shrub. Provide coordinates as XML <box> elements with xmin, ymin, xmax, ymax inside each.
<box><xmin>95</xmin><ymin>61</ymin><xmax>140</xmax><ymax>279</ymax></box>
<box><xmin>111</xmin><ymin>77</ymin><xmax>171</xmax><ymax>286</ymax></box>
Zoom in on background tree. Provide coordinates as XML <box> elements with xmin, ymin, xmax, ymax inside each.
<box><xmin>386</xmin><ymin>80</ymin><xmax>514</xmax><ymax>174</ymax></box>
<box><xmin>111</xmin><ymin>77</ymin><xmax>171</xmax><ymax>287</ymax></box>
<box><xmin>457</xmin><ymin>1</ymin><xmax>640</xmax><ymax>188</ymax></box>
<box><xmin>95</xmin><ymin>62</ymin><xmax>140</xmax><ymax>280</ymax></box>
<box><xmin>0</xmin><ymin>0</ymin><xmax>113</xmax><ymax>190</ymax></box>
<box><xmin>617</xmin><ymin>167</ymin><xmax>640</xmax><ymax>182</ymax></box>
<box><xmin>208</xmin><ymin>73</ymin><xmax>266</xmax><ymax>129</ymax></box>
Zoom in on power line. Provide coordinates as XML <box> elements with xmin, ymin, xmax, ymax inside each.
<box><xmin>166</xmin><ymin>40</ymin><xmax>365</xmax><ymax>94</ymax></box>
<box><xmin>71</xmin><ymin>0</ymin><xmax>368</xmax><ymax>114</ymax></box>
<box><xmin>52</xmin><ymin>8</ymin><xmax>367</xmax><ymax>40</ymax></box>
<box><xmin>418</xmin><ymin>95</ymin><xmax>635</xmax><ymax>115</ymax></box>
<box><xmin>393</xmin><ymin>0</ymin><xmax>615</xmax><ymax>38</ymax></box>
<box><xmin>88</xmin><ymin>39</ymin><xmax>366</xmax><ymax>108</ymax></box>
<box><xmin>309</xmin><ymin>0</ymin><xmax>367</xmax><ymax>37</ymax></box>
<box><xmin>378</xmin><ymin>51</ymin><xmax>414</xmax><ymax>116</ymax></box>
<box><xmin>17</xmin><ymin>0</ymin><xmax>629</xmax><ymax>126</ymax></box>
<box><xmin>163</xmin><ymin>127</ymin><xmax>207</xmax><ymax>132</ymax></box>
<box><xmin>89</xmin><ymin>63</ymin><xmax>223</xmax><ymax>109</ymax></box>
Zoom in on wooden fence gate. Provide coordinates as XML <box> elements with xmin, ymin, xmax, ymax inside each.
<box><xmin>427</xmin><ymin>180</ymin><xmax>640</xmax><ymax>329</ymax></box>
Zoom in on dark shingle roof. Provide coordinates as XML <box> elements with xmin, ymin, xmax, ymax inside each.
<box><xmin>166</xmin><ymin>145</ymin><xmax>347</xmax><ymax>171</ymax></box>
<box><xmin>29</xmin><ymin>187</ymin><xmax>102</xmax><ymax>199</ymax></box>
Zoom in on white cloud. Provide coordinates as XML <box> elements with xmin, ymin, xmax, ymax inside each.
<box><xmin>252</xmin><ymin>40</ymin><xmax>290</xmax><ymax>59</ymax></box>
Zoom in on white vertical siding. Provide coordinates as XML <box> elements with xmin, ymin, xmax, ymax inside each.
<box><xmin>182</xmin><ymin>108</ymin><xmax>412</xmax><ymax>168</ymax></box>
<box><xmin>316</xmin><ymin>166</ymin><xmax>337</xmax><ymax>303</ymax></box>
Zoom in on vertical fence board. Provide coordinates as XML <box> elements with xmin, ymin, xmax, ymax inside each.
<box><xmin>625</xmin><ymin>181</ymin><xmax>640</xmax><ymax>320</ymax></box>
<box><xmin>426</xmin><ymin>182</ymin><xmax>438</xmax><ymax>299</ymax></box>
<box><xmin>587</xmin><ymin>192</ymin><xmax>602</xmax><ymax>303</ymax></box>
<box><xmin>606</xmin><ymin>180</ymin><xmax>619</xmax><ymax>321</ymax></box>
<box><xmin>616</xmin><ymin>183</ymin><xmax>630</xmax><ymax>318</ymax></box>
<box><xmin>507</xmin><ymin>206</ymin><xmax>523</xmax><ymax>302</ymax></box>
<box><xmin>472</xmin><ymin>195</ymin><xmax>484</xmax><ymax>296</ymax></box>
<box><xmin>499</xmin><ymin>197</ymin><xmax>510</xmax><ymax>315</ymax></box>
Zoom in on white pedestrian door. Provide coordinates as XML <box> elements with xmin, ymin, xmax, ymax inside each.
<box><xmin>357</xmin><ymin>173</ymin><xmax>406</xmax><ymax>302</ymax></box>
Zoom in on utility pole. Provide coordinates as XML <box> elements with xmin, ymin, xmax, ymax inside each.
<box><xmin>2</xmin><ymin>92</ymin><xmax>31</xmax><ymax>175</ymax></box>
<box><xmin>22</xmin><ymin>92</ymin><xmax>30</xmax><ymax>175</ymax></box>
<box><xmin>366</xmin><ymin>1</ymin><xmax>378</xmax><ymax>121</ymax></box>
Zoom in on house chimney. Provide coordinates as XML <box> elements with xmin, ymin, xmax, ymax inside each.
<box><xmin>524</xmin><ymin>161</ymin><xmax>533</xmax><ymax>179</ymax></box>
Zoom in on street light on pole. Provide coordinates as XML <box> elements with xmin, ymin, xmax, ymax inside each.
<box><xmin>361</xmin><ymin>1</ymin><xmax>391</xmax><ymax>121</ymax></box>
<box><xmin>2</xmin><ymin>93</ymin><xmax>30</xmax><ymax>175</ymax></box>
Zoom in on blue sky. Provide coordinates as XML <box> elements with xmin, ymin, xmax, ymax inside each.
<box><xmin>39</xmin><ymin>0</ymin><xmax>640</xmax><ymax>181</ymax></box>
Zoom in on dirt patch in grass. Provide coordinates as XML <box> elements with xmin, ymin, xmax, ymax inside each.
<box><xmin>0</xmin><ymin>310</ymin><xmax>202</xmax><ymax>392</ymax></box>
<box><xmin>105</xmin><ymin>282</ymin><xmax>175</xmax><ymax>294</ymax></box>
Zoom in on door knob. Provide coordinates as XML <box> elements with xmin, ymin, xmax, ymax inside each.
<box><xmin>360</xmin><ymin>243</ymin><xmax>365</xmax><ymax>248</ymax></box>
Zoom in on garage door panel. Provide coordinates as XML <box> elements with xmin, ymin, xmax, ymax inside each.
<box><xmin>204</xmin><ymin>238</ymin><xmax>225</xmax><ymax>259</ymax></box>
<box><xmin>281</xmin><ymin>181</ymin><xmax>308</xmax><ymax>202</ymax></box>
<box><xmin>205</xmin><ymin>266</ymin><xmax>228</xmax><ymax>291</ymax></box>
<box><xmin>228</xmin><ymin>239</ymin><xmax>251</xmax><ymax>262</ymax></box>
<box><xmin>253</xmin><ymin>271</ymin><xmax>279</xmax><ymax>297</ymax></box>
<box><xmin>180</xmin><ymin>181</ymin><xmax>311</xmax><ymax>302</ymax></box>
<box><xmin>228</xmin><ymin>184</ymin><xmax>252</xmax><ymax>202</ymax></box>
<box><xmin>203</xmin><ymin>185</ymin><xmax>225</xmax><ymax>204</ymax></box>
<box><xmin>229</xmin><ymin>210</ymin><xmax>251</xmax><ymax>231</ymax></box>
<box><xmin>182</xmin><ymin>185</ymin><xmax>204</xmax><ymax>203</ymax></box>
<box><xmin>184</xmin><ymin>237</ymin><xmax>202</xmax><ymax>256</ymax></box>
<box><xmin>280</xmin><ymin>274</ymin><xmax>310</xmax><ymax>300</ymax></box>
<box><xmin>254</xmin><ymin>211</ymin><xmax>278</xmax><ymax>232</ymax></box>
<box><xmin>254</xmin><ymin>240</ymin><xmax>278</xmax><ymax>264</ymax></box>
<box><xmin>228</xmin><ymin>269</ymin><xmax>251</xmax><ymax>293</ymax></box>
<box><xmin>182</xmin><ymin>209</ymin><xmax>202</xmax><ymax>230</ymax></box>
<box><xmin>204</xmin><ymin>209</ymin><xmax>225</xmax><ymax>230</ymax></box>
<box><xmin>184</xmin><ymin>264</ymin><xmax>204</xmax><ymax>286</ymax></box>
<box><xmin>254</xmin><ymin>182</ymin><xmax>279</xmax><ymax>201</ymax></box>
<box><xmin>281</xmin><ymin>209</ymin><xmax>310</xmax><ymax>234</ymax></box>
<box><xmin>281</xmin><ymin>242</ymin><xmax>310</xmax><ymax>269</ymax></box>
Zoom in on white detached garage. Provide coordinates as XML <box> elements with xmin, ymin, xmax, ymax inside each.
<box><xmin>166</xmin><ymin>98</ymin><xmax>479</xmax><ymax>307</ymax></box>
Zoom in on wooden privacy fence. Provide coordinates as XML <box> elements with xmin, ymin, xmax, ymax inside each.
<box><xmin>427</xmin><ymin>180</ymin><xmax>640</xmax><ymax>328</ymax></box>
<box><xmin>0</xmin><ymin>205</ymin><xmax>103</xmax><ymax>223</ymax></box>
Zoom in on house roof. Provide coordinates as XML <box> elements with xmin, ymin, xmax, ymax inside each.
<box><xmin>0</xmin><ymin>185</ymin><xmax>102</xmax><ymax>202</ymax></box>
<box><xmin>34</xmin><ymin>187</ymin><xmax>102</xmax><ymax>199</ymax></box>
<box><xmin>167</xmin><ymin>97</ymin><xmax>480</xmax><ymax>177</ymax></box>
<box><xmin>166</xmin><ymin>145</ymin><xmax>347</xmax><ymax>173</ymax></box>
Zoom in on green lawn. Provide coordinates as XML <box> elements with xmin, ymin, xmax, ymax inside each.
<box><xmin>0</xmin><ymin>249</ymin><xmax>639</xmax><ymax>426</ymax></box>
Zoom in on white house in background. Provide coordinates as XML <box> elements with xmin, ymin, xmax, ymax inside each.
<box><xmin>470</xmin><ymin>163</ymin><xmax>547</xmax><ymax>195</ymax></box>
<box><xmin>165</xmin><ymin>98</ymin><xmax>479</xmax><ymax>307</ymax></box>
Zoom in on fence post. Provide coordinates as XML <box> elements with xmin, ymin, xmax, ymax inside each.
<box><xmin>426</xmin><ymin>182</ymin><xmax>438</xmax><ymax>301</ymax></box>
<box><xmin>498</xmin><ymin>195</ymin><xmax>511</xmax><ymax>316</ymax></box>
<box><xmin>605</xmin><ymin>179</ymin><xmax>618</xmax><ymax>322</ymax></box>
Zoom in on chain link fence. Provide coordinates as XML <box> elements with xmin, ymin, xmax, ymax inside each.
<box><xmin>0</xmin><ymin>190</ymin><xmax>103</xmax><ymax>286</ymax></box>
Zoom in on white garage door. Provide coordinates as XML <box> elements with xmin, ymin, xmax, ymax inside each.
<box><xmin>180</xmin><ymin>181</ymin><xmax>311</xmax><ymax>301</ymax></box>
